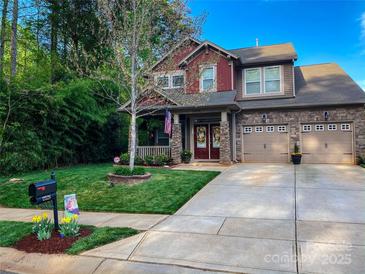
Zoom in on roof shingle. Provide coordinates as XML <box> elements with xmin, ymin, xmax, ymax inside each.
<box><xmin>229</xmin><ymin>43</ymin><xmax>297</xmax><ymax>65</ymax></box>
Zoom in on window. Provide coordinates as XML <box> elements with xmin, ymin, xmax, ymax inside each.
<box><xmin>244</xmin><ymin>66</ymin><xmax>282</xmax><ymax>96</ymax></box>
<box><xmin>157</xmin><ymin>76</ymin><xmax>169</xmax><ymax>88</ymax></box>
<box><xmin>266</xmin><ymin>126</ymin><xmax>274</xmax><ymax>132</ymax></box>
<box><xmin>172</xmin><ymin>75</ymin><xmax>184</xmax><ymax>88</ymax></box>
<box><xmin>243</xmin><ymin>127</ymin><xmax>252</xmax><ymax>134</ymax></box>
<box><xmin>255</xmin><ymin>126</ymin><xmax>263</xmax><ymax>132</ymax></box>
<box><xmin>245</xmin><ymin>68</ymin><xmax>261</xmax><ymax>95</ymax></box>
<box><xmin>341</xmin><ymin>124</ymin><xmax>351</xmax><ymax>131</ymax></box>
<box><xmin>278</xmin><ymin>125</ymin><xmax>287</xmax><ymax>132</ymax></box>
<box><xmin>303</xmin><ymin>125</ymin><xmax>312</xmax><ymax>132</ymax></box>
<box><xmin>264</xmin><ymin>66</ymin><xmax>280</xmax><ymax>93</ymax></box>
<box><xmin>315</xmin><ymin>124</ymin><xmax>324</xmax><ymax>131</ymax></box>
<box><xmin>201</xmin><ymin>66</ymin><xmax>215</xmax><ymax>92</ymax></box>
<box><xmin>328</xmin><ymin>124</ymin><xmax>337</xmax><ymax>131</ymax></box>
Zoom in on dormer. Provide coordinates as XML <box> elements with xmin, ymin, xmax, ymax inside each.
<box><xmin>230</xmin><ymin>43</ymin><xmax>298</xmax><ymax>100</ymax></box>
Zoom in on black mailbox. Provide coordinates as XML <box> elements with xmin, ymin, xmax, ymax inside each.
<box><xmin>28</xmin><ymin>179</ymin><xmax>57</xmax><ymax>205</ymax></box>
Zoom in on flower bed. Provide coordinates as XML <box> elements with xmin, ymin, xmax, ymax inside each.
<box><xmin>14</xmin><ymin>228</ymin><xmax>92</xmax><ymax>254</ymax></box>
<box><xmin>108</xmin><ymin>172</ymin><xmax>152</xmax><ymax>185</ymax></box>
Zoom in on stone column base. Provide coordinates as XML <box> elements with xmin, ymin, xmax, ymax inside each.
<box><xmin>220</xmin><ymin>121</ymin><xmax>231</xmax><ymax>164</ymax></box>
<box><xmin>171</xmin><ymin>123</ymin><xmax>182</xmax><ymax>164</ymax></box>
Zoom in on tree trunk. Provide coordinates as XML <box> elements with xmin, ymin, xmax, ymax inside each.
<box><xmin>129</xmin><ymin>112</ymin><xmax>136</xmax><ymax>170</ymax></box>
<box><xmin>50</xmin><ymin>0</ymin><xmax>58</xmax><ymax>83</ymax></box>
<box><xmin>10</xmin><ymin>0</ymin><xmax>18</xmax><ymax>78</ymax></box>
<box><xmin>0</xmin><ymin>0</ymin><xmax>9</xmax><ymax>77</ymax></box>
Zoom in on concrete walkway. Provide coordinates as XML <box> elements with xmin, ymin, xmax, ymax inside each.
<box><xmin>0</xmin><ymin>208</ymin><xmax>168</xmax><ymax>230</ymax></box>
<box><xmin>81</xmin><ymin>164</ymin><xmax>365</xmax><ymax>274</ymax></box>
<box><xmin>1</xmin><ymin>164</ymin><xmax>365</xmax><ymax>273</ymax></box>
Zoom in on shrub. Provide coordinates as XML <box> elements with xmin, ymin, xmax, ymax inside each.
<box><xmin>113</xmin><ymin>167</ymin><xmax>146</xmax><ymax>176</ymax></box>
<box><xmin>357</xmin><ymin>156</ymin><xmax>365</xmax><ymax>166</ymax></box>
<box><xmin>135</xmin><ymin>156</ymin><xmax>144</xmax><ymax>166</ymax></box>
<box><xmin>181</xmin><ymin>150</ymin><xmax>192</xmax><ymax>163</ymax></box>
<box><xmin>155</xmin><ymin>154</ymin><xmax>169</xmax><ymax>166</ymax></box>
<box><xmin>32</xmin><ymin>213</ymin><xmax>53</xmax><ymax>241</ymax></box>
<box><xmin>144</xmin><ymin>155</ymin><xmax>154</xmax><ymax>166</ymax></box>
<box><xmin>120</xmin><ymin>153</ymin><xmax>129</xmax><ymax>165</ymax></box>
<box><xmin>59</xmin><ymin>215</ymin><xmax>80</xmax><ymax>237</ymax></box>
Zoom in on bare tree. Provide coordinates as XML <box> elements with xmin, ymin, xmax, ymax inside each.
<box><xmin>91</xmin><ymin>0</ymin><xmax>200</xmax><ymax>170</ymax></box>
<box><xmin>10</xmin><ymin>0</ymin><xmax>18</xmax><ymax>78</ymax></box>
<box><xmin>0</xmin><ymin>0</ymin><xmax>9</xmax><ymax>76</ymax></box>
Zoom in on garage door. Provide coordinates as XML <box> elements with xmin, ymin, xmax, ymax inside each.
<box><xmin>242</xmin><ymin>125</ymin><xmax>289</xmax><ymax>163</ymax></box>
<box><xmin>301</xmin><ymin>123</ymin><xmax>353</xmax><ymax>164</ymax></box>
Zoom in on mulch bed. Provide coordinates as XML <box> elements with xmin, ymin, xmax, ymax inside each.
<box><xmin>14</xmin><ymin>228</ymin><xmax>92</xmax><ymax>254</ymax></box>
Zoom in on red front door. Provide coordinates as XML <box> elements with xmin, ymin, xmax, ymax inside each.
<box><xmin>210</xmin><ymin>124</ymin><xmax>220</xmax><ymax>159</ymax></box>
<box><xmin>194</xmin><ymin>124</ymin><xmax>221</xmax><ymax>160</ymax></box>
<box><xmin>194</xmin><ymin>125</ymin><xmax>209</xmax><ymax>159</ymax></box>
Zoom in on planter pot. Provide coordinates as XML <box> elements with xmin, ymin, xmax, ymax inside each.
<box><xmin>291</xmin><ymin>154</ymin><xmax>302</xmax><ymax>165</ymax></box>
<box><xmin>107</xmin><ymin>172</ymin><xmax>152</xmax><ymax>186</ymax></box>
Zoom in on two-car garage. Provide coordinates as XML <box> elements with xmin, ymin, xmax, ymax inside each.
<box><xmin>242</xmin><ymin>122</ymin><xmax>354</xmax><ymax>164</ymax></box>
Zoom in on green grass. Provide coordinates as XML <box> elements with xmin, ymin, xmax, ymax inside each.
<box><xmin>66</xmin><ymin>226</ymin><xmax>138</xmax><ymax>255</ymax></box>
<box><xmin>0</xmin><ymin>221</ymin><xmax>33</xmax><ymax>246</ymax></box>
<box><xmin>0</xmin><ymin>220</ymin><xmax>138</xmax><ymax>254</ymax></box>
<box><xmin>0</xmin><ymin>163</ymin><xmax>219</xmax><ymax>214</ymax></box>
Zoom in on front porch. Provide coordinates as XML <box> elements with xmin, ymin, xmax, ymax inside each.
<box><xmin>134</xmin><ymin>110</ymin><xmax>234</xmax><ymax>165</ymax></box>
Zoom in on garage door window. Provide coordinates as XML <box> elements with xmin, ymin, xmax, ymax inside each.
<box><xmin>328</xmin><ymin>124</ymin><xmax>337</xmax><ymax>131</ymax></box>
<box><xmin>341</xmin><ymin>124</ymin><xmax>351</xmax><ymax>131</ymax></box>
<box><xmin>315</xmin><ymin>124</ymin><xmax>324</xmax><ymax>131</ymax></box>
<box><xmin>244</xmin><ymin>127</ymin><xmax>253</xmax><ymax>134</ymax></box>
<box><xmin>266</xmin><ymin>126</ymin><xmax>274</xmax><ymax>132</ymax></box>
<box><xmin>278</xmin><ymin>125</ymin><xmax>287</xmax><ymax>132</ymax></box>
<box><xmin>255</xmin><ymin>126</ymin><xmax>263</xmax><ymax>132</ymax></box>
<box><xmin>303</xmin><ymin>125</ymin><xmax>311</xmax><ymax>132</ymax></box>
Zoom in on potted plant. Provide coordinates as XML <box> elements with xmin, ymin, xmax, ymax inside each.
<box><xmin>181</xmin><ymin>150</ymin><xmax>192</xmax><ymax>164</ymax></box>
<box><xmin>291</xmin><ymin>143</ymin><xmax>302</xmax><ymax>165</ymax></box>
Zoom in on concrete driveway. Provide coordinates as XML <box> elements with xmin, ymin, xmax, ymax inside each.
<box><xmin>85</xmin><ymin>164</ymin><xmax>365</xmax><ymax>274</ymax></box>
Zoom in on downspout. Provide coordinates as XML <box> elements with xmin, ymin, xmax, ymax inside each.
<box><xmin>292</xmin><ymin>59</ymin><xmax>296</xmax><ymax>97</ymax></box>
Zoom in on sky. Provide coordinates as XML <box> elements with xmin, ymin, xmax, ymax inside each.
<box><xmin>189</xmin><ymin>0</ymin><xmax>365</xmax><ymax>90</ymax></box>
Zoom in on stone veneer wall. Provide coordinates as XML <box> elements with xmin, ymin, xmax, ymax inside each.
<box><xmin>235</xmin><ymin>105</ymin><xmax>365</xmax><ymax>162</ymax></box>
<box><xmin>171</xmin><ymin>123</ymin><xmax>182</xmax><ymax>164</ymax></box>
<box><xmin>220</xmin><ymin>121</ymin><xmax>231</xmax><ymax>164</ymax></box>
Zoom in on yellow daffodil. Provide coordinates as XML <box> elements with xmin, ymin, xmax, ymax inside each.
<box><xmin>32</xmin><ymin>215</ymin><xmax>40</xmax><ymax>223</ymax></box>
<box><xmin>72</xmin><ymin>214</ymin><xmax>78</xmax><ymax>220</ymax></box>
<box><xmin>62</xmin><ymin>217</ymin><xmax>71</xmax><ymax>224</ymax></box>
<box><xmin>42</xmin><ymin>213</ymin><xmax>48</xmax><ymax>219</ymax></box>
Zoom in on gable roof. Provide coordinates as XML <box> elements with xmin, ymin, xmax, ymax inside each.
<box><xmin>237</xmin><ymin>63</ymin><xmax>365</xmax><ymax>109</ymax></box>
<box><xmin>149</xmin><ymin>37</ymin><xmax>201</xmax><ymax>71</ymax></box>
<box><xmin>229</xmin><ymin>43</ymin><xmax>297</xmax><ymax>65</ymax></box>
<box><xmin>178</xmin><ymin>40</ymin><xmax>239</xmax><ymax>66</ymax></box>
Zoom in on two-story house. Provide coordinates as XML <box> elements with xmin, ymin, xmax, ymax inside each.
<box><xmin>126</xmin><ymin>37</ymin><xmax>365</xmax><ymax>165</ymax></box>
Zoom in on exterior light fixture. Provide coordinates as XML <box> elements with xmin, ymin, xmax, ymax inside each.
<box><xmin>324</xmin><ymin>111</ymin><xmax>329</xmax><ymax>121</ymax></box>
<box><xmin>262</xmin><ymin>114</ymin><xmax>267</xmax><ymax>123</ymax></box>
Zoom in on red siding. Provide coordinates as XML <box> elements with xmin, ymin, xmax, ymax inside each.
<box><xmin>153</xmin><ymin>43</ymin><xmax>234</xmax><ymax>93</ymax></box>
<box><xmin>154</xmin><ymin>42</ymin><xmax>198</xmax><ymax>72</ymax></box>
<box><xmin>185</xmin><ymin>49</ymin><xmax>233</xmax><ymax>93</ymax></box>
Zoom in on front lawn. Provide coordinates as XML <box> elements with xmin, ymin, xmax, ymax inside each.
<box><xmin>0</xmin><ymin>220</ymin><xmax>138</xmax><ymax>255</ymax></box>
<box><xmin>0</xmin><ymin>164</ymin><xmax>219</xmax><ymax>214</ymax></box>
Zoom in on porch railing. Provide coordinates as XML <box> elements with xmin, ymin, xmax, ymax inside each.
<box><xmin>136</xmin><ymin>146</ymin><xmax>171</xmax><ymax>159</ymax></box>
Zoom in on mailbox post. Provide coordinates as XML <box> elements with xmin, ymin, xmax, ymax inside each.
<box><xmin>28</xmin><ymin>171</ymin><xmax>59</xmax><ymax>230</ymax></box>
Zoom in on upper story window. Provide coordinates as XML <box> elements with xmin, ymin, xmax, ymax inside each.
<box><xmin>200</xmin><ymin>65</ymin><xmax>216</xmax><ymax>92</ymax></box>
<box><xmin>172</xmin><ymin>74</ymin><xmax>184</xmax><ymax>88</ymax></box>
<box><xmin>264</xmin><ymin>66</ymin><xmax>280</xmax><ymax>93</ymax></box>
<box><xmin>157</xmin><ymin>76</ymin><xmax>169</xmax><ymax>88</ymax></box>
<box><xmin>155</xmin><ymin>71</ymin><xmax>184</xmax><ymax>89</ymax></box>
<box><xmin>244</xmin><ymin>65</ymin><xmax>282</xmax><ymax>96</ymax></box>
<box><xmin>245</xmin><ymin>68</ymin><xmax>261</xmax><ymax>95</ymax></box>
